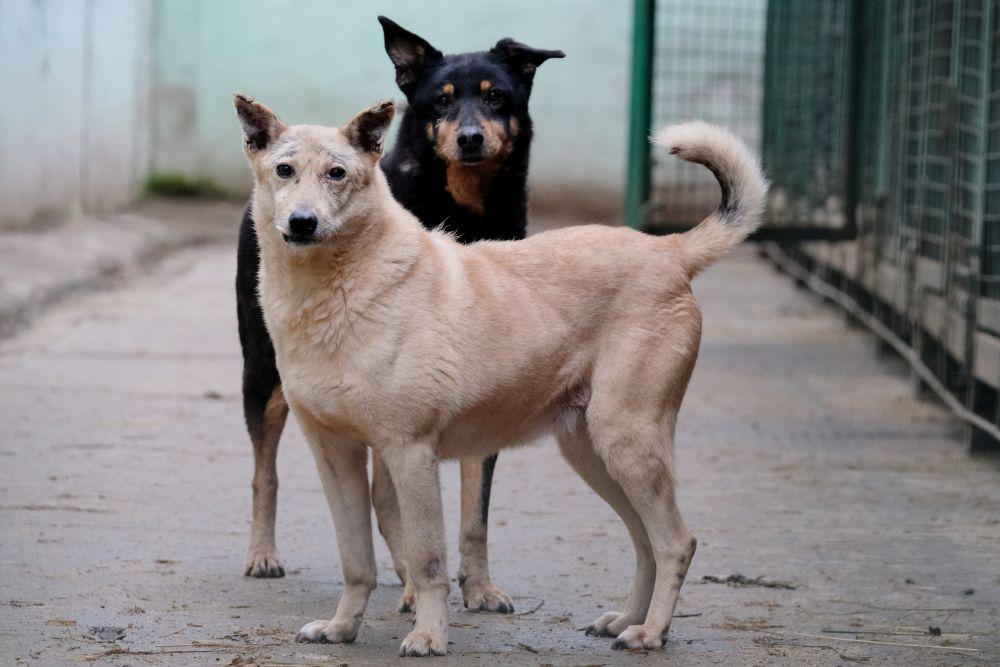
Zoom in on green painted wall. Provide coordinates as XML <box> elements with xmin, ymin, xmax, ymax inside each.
<box><xmin>150</xmin><ymin>0</ymin><xmax>631</xmax><ymax>220</ymax></box>
<box><xmin>0</xmin><ymin>0</ymin><xmax>151</xmax><ymax>230</ymax></box>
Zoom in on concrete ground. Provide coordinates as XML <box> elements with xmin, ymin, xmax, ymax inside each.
<box><xmin>0</xmin><ymin>199</ymin><xmax>237</xmax><ymax>340</ymax></box>
<box><xmin>1</xmin><ymin>203</ymin><xmax>998</xmax><ymax>665</ymax></box>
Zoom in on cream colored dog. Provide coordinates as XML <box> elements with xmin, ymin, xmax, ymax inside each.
<box><xmin>234</xmin><ymin>94</ymin><xmax>766</xmax><ymax>656</ymax></box>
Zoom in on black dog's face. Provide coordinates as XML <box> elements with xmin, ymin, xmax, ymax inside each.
<box><xmin>417</xmin><ymin>56</ymin><xmax>523</xmax><ymax>165</ymax></box>
<box><xmin>378</xmin><ymin>16</ymin><xmax>564</xmax><ymax>166</ymax></box>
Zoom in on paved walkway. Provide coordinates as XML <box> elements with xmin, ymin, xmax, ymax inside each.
<box><xmin>1</xmin><ymin>221</ymin><xmax>998</xmax><ymax>665</ymax></box>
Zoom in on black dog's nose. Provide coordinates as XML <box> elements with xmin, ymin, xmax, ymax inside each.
<box><xmin>456</xmin><ymin>128</ymin><xmax>484</xmax><ymax>149</ymax></box>
<box><xmin>288</xmin><ymin>213</ymin><xmax>318</xmax><ymax>238</ymax></box>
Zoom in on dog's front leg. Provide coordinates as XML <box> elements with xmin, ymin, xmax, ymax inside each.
<box><xmin>294</xmin><ymin>415</ymin><xmax>376</xmax><ymax>645</ymax></box>
<box><xmin>457</xmin><ymin>455</ymin><xmax>513</xmax><ymax>613</ymax></box>
<box><xmin>379</xmin><ymin>442</ymin><xmax>449</xmax><ymax>657</ymax></box>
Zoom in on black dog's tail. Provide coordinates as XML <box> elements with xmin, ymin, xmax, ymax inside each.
<box><xmin>652</xmin><ymin>122</ymin><xmax>768</xmax><ymax>277</ymax></box>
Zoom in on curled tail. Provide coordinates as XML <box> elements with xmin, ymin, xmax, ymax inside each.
<box><xmin>653</xmin><ymin>122</ymin><xmax>768</xmax><ymax>277</ymax></box>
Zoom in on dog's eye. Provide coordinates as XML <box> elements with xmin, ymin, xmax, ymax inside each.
<box><xmin>327</xmin><ymin>166</ymin><xmax>346</xmax><ymax>181</ymax></box>
<box><xmin>486</xmin><ymin>88</ymin><xmax>505</xmax><ymax>107</ymax></box>
<box><xmin>276</xmin><ymin>163</ymin><xmax>294</xmax><ymax>178</ymax></box>
<box><xmin>434</xmin><ymin>94</ymin><xmax>450</xmax><ymax>111</ymax></box>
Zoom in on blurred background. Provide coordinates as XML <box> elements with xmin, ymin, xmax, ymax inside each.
<box><xmin>2</xmin><ymin>1</ymin><xmax>999</xmax><ymax>664</ymax></box>
<box><xmin>0</xmin><ymin>0</ymin><xmax>636</xmax><ymax>223</ymax></box>
<box><xmin>0</xmin><ymin>0</ymin><xmax>769</xmax><ymax>224</ymax></box>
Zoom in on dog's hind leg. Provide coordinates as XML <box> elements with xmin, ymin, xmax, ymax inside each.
<box><xmin>237</xmin><ymin>210</ymin><xmax>288</xmax><ymax>578</ymax></box>
<box><xmin>587</xmin><ymin>318</ymin><xmax>700</xmax><ymax>650</ymax></box>
<box><xmin>557</xmin><ymin>423</ymin><xmax>656</xmax><ymax>637</ymax></box>
<box><xmin>295</xmin><ymin>416</ymin><xmax>376</xmax><ymax>645</ymax></box>
<box><xmin>378</xmin><ymin>442</ymin><xmax>450</xmax><ymax>657</ymax></box>
<box><xmin>587</xmin><ymin>404</ymin><xmax>696</xmax><ymax>650</ymax></box>
<box><xmin>457</xmin><ymin>454</ymin><xmax>514</xmax><ymax>613</ymax></box>
<box><xmin>371</xmin><ymin>451</ymin><xmax>416</xmax><ymax>612</ymax></box>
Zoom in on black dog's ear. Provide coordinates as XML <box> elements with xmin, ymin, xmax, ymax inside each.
<box><xmin>234</xmin><ymin>94</ymin><xmax>286</xmax><ymax>152</ymax></box>
<box><xmin>343</xmin><ymin>100</ymin><xmax>396</xmax><ymax>156</ymax></box>
<box><xmin>492</xmin><ymin>39</ymin><xmax>565</xmax><ymax>82</ymax></box>
<box><xmin>378</xmin><ymin>16</ymin><xmax>443</xmax><ymax>94</ymax></box>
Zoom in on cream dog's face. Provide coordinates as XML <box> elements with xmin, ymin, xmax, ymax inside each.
<box><xmin>234</xmin><ymin>95</ymin><xmax>395</xmax><ymax>247</ymax></box>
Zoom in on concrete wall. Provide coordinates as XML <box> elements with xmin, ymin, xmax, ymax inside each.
<box><xmin>150</xmin><ymin>0</ymin><xmax>631</xmax><ymax>219</ymax></box>
<box><xmin>0</xmin><ymin>0</ymin><xmax>152</xmax><ymax>230</ymax></box>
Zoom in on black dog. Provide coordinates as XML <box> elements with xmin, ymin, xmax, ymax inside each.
<box><xmin>235</xmin><ymin>15</ymin><xmax>562</xmax><ymax>612</ymax></box>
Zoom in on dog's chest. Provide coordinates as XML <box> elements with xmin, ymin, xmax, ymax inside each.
<box><xmin>260</xmin><ymin>281</ymin><xmax>342</xmax><ymax>352</ymax></box>
<box><xmin>258</xmin><ymin>276</ymin><xmax>399</xmax><ymax>430</ymax></box>
<box><xmin>270</xmin><ymin>327</ymin><xmax>375</xmax><ymax>433</ymax></box>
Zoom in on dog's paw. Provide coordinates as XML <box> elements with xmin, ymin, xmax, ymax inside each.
<box><xmin>610</xmin><ymin>624</ymin><xmax>667</xmax><ymax>651</ymax></box>
<box><xmin>399</xmin><ymin>628</ymin><xmax>447</xmax><ymax>657</ymax></box>
<box><xmin>584</xmin><ymin>611</ymin><xmax>624</xmax><ymax>637</ymax></box>
<box><xmin>397</xmin><ymin>580</ymin><xmax>416</xmax><ymax>613</ymax></box>
<box><xmin>295</xmin><ymin>619</ymin><xmax>358</xmax><ymax>644</ymax></box>
<box><xmin>244</xmin><ymin>549</ymin><xmax>285</xmax><ymax>578</ymax></box>
<box><xmin>585</xmin><ymin>610</ymin><xmax>646</xmax><ymax>637</ymax></box>
<box><xmin>461</xmin><ymin>579</ymin><xmax>514</xmax><ymax>614</ymax></box>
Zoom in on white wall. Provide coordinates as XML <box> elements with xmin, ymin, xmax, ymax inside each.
<box><xmin>0</xmin><ymin>0</ymin><xmax>151</xmax><ymax>230</ymax></box>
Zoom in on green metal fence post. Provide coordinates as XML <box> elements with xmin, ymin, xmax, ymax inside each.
<box><xmin>625</xmin><ymin>0</ymin><xmax>655</xmax><ymax>229</ymax></box>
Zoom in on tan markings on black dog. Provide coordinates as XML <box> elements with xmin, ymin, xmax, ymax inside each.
<box><xmin>434</xmin><ymin>113</ymin><xmax>517</xmax><ymax>214</ymax></box>
<box><xmin>245</xmin><ymin>385</ymin><xmax>289</xmax><ymax>577</ymax></box>
<box><xmin>442</xmin><ymin>83</ymin><xmax>455</xmax><ymax>96</ymax></box>
<box><xmin>509</xmin><ymin>116</ymin><xmax>520</xmax><ymax>139</ymax></box>
<box><xmin>480</xmin><ymin>80</ymin><xmax>492</xmax><ymax>94</ymax></box>
<box><xmin>481</xmin><ymin>117</ymin><xmax>515</xmax><ymax>159</ymax></box>
<box><xmin>445</xmin><ymin>163</ymin><xmax>496</xmax><ymax>215</ymax></box>
<box><xmin>434</xmin><ymin>118</ymin><xmax>460</xmax><ymax>161</ymax></box>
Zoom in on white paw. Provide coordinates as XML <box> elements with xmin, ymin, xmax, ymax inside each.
<box><xmin>611</xmin><ymin>624</ymin><xmax>667</xmax><ymax>650</ymax></box>
<box><xmin>295</xmin><ymin>619</ymin><xmax>358</xmax><ymax>644</ymax></box>
<box><xmin>399</xmin><ymin>628</ymin><xmax>448</xmax><ymax>657</ymax></box>
<box><xmin>244</xmin><ymin>549</ymin><xmax>284</xmax><ymax>578</ymax></box>
<box><xmin>461</xmin><ymin>579</ymin><xmax>514</xmax><ymax>614</ymax></box>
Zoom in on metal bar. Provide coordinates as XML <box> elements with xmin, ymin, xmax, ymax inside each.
<box><xmin>624</xmin><ymin>0</ymin><xmax>656</xmax><ymax>230</ymax></box>
<box><xmin>842</xmin><ymin>0</ymin><xmax>863</xmax><ymax>241</ymax></box>
<box><xmin>966</xmin><ymin>0</ymin><xmax>998</xmax><ymax>442</ymax></box>
<box><xmin>937</xmin><ymin>0</ymin><xmax>961</xmax><ymax>383</ymax></box>
<box><xmin>876</xmin><ymin>1</ymin><xmax>893</xmax><ymax>195</ymax></box>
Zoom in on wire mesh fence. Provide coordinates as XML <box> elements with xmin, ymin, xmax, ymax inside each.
<box><xmin>763</xmin><ymin>0</ymin><xmax>1000</xmax><ymax>448</ymax></box>
<box><xmin>763</xmin><ymin>1</ymin><xmax>852</xmax><ymax>231</ymax></box>
<box><xmin>625</xmin><ymin>0</ymin><xmax>998</xmax><ymax>446</ymax></box>
<box><xmin>646</xmin><ymin>0</ymin><xmax>767</xmax><ymax>229</ymax></box>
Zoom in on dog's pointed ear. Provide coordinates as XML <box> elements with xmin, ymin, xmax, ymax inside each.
<box><xmin>234</xmin><ymin>94</ymin><xmax>286</xmax><ymax>152</ymax></box>
<box><xmin>378</xmin><ymin>16</ymin><xmax>442</xmax><ymax>94</ymax></box>
<box><xmin>491</xmin><ymin>39</ymin><xmax>565</xmax><ymax>82</ymax></box>
<box><xmin>343</xmin><ymin>100</ymin><xmax>395</xmax><ymax>156</ymax></box>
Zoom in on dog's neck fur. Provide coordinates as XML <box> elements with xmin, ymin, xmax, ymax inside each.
<box><xmin>251</xmin><ymin>169</ymin><xmax>424</xmax><ymax>346</ymax></box>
